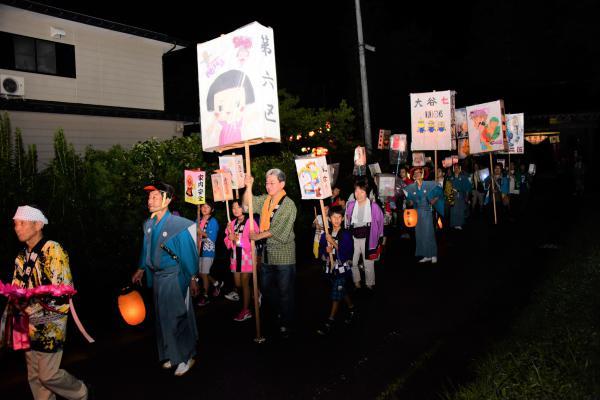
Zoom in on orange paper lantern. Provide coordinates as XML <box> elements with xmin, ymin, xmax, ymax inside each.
<box><xmin>403</xmin><ymin>209</ymin><xmax>418</xmax><ymax>227</ymax></box>
<box><xmin>118</xmin><ymin>289</ymin><xmax>146</xmax><ymax>326</ymax></box>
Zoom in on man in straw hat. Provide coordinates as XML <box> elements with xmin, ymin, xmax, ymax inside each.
<box><xmin>7</xmin><ymin>205</ymin><xmax>89</xmax><ymax>399</ymax></box>
<box><xmin>132</xmin><ymin>182</ymin><xmax>200</xmax><ymax>376</ymax></box>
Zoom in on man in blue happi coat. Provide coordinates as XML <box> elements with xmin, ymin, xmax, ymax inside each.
<box><xmin>132</xmin><ymin>182</ymin><xmax>200</xmax><ymax>376</ymax></box>
<box><xmin>448</xmin><ymin>163</ymin><xmax>472</xmax><ymax>230</ymax></box>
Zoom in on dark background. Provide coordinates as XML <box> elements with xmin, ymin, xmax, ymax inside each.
<box><xmin>29</xmin><ymin>0</ymin><xmax>600</xmax><ymax>131</ymax></box>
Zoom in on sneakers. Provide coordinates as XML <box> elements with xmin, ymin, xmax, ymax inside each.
<box><xmin>174</xmin><ymin>358</ymin><xmax>195</xmax><ymax>376</ymax></box>
<box><xmin>431</xmin><ymin>256</ymin><xmax>438</xmax><ymax>264</ymax></box>
<box><xmin>317</xmin><ymin>319</ymin><xmax>334</xmax><ymax>335</ymax></box>
<box><xmin>454</xmin><ymin>226</ymin><xmax>463</xmax><ymax>230</ymax></box>
<box><xmin>279</xmin><ymin>326</ymin><xmax>290</xmax><ymax>339</ymax></box>
<box><xmin>344</xmin><ymin>309</ymin><xmax>356</xmax><ymax>325</ymax></box>
<box><xmin>418</xmin><ymin>257</ymin><xmax>432</xmax><ymax>263</ymax></box>
<box><xmin>212</xmin><ymin>281</ymin><xmax>224</xmax><ymax>297</ymax></box>
<box><xmin>225</xmin><ymin>290</ymin><xmax>240</xmax><ymax>301</ymax></box>
<box><xmin>162</xmin><ymin>360</ymin><xmax>172</xmax><ymax>369</ymax></box>
<box><xmin>197</xmin><ymin>295</ymin><xmax>210</xmax><ymax>306</ymax></box>
<box><xmin>233</xmin><ymin>309</ymin><xmax>253</xmax><ymax>322</ymax></box>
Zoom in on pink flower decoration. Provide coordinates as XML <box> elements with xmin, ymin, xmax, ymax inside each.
<box><xmin>233</xmin><ymin>36</ymin><xmax>252</xmax><ymax>49</ymax></box>
<box><xmin>0</xmin><ymin>280</ymin><xmax>76</xmax><ymax>299</ymax></box>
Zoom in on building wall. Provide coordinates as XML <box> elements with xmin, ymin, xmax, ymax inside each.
<box><xmin>3</xmin><ymin>110</ymin><xmax>183</xmax><ymax>166</ymax></box>
<box><xmin>0</xmin><ymin>4</ymin><xmax>176</xmax><ymax>110</ymax></box>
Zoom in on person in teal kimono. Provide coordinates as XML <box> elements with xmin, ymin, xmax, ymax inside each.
<box><xmin>405</xmin><ymin>167</ymin><xmax>444</xmax><ymax>263</ymax></box>
<box><xmin>484</xmin><ymin>164</ymin><xmax>510</xmax><ymax>223</ymax></box>
<box><xmin>448</xmin><ymin>164</ymin><xmax>472</xmax><ymax>229</ymax></box>
<box><xmin>132</xmin><ymin>182</ymin><xmax>200</xmax><ymax>377</ymax></box>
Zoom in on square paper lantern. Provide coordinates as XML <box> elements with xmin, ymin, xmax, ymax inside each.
<box><xmin>456</xmin><ymin>108</ymin><xmax>470</xmax><ymax>159</ymax></box>
<box><xmin>390</xmin><ymin>134</ymin><xmax>407</xmax><ymax>152</ymax></box>
<box><xmin>295</xmin><ymin>156</ymin><xmax>332</xmax><ymax>200</ymax></box>
<box><xmin>376</xmin><ymin>174</ymin><xmax>396</xmax><ymax>198</ymax></box>
<box><xmin>218</xmin><ymin>154</ymin><xmax>245</xmax><ymax>189</ymax></box>
<box><xmin>368</xmin><ymin>163</ymin><xmax>382</xmax><ymax>176</ymax></box>
<box><xmin>506</xmin><ymin>113</ymin><xmax>525</xmax><ymax>154</ymax></box>
<box><xmin>197</xmin><ymin>22</ymin><xmax>280</xmax><ymax>152</ymax></box>
<box><xmin>328</xmin><ymin>163</ymin><xmax>340</xmax><ymax>187</ymax></box>
<box><xmin>353</xmin><ymin>146</ymin><xmax>367</xmax><ymax>176</ymax></box>
<box><xmin>410</xmin><ymin>90</ymin><xmax>455</xmax><ymax>151</ymax></box>
<box><xmin>184</xmin><ymin>169</ymin><xmax>206</xmax><ymax>205</ymax></box>
<box><xmin>412</xmin><ymin>152</ymin><xmax>425</xmax><ymax>167</ymax></box>
<box><xmin>478</xmin><ymin>167</ymin><xmax>490</xmax><ymax>183</ymax></box>
<box><xmin>466</xmin><ymin>100</ymin><xmax>506</xmax><ymax>154</ymax></box>
<box><xmin>211</xmin><ymin>171</ymin><xmax>234</xmax><ymax>202</ymax></box>
<box><xmin>377</xmin><ymin>129</ymin><xmax>391</xmax><ymax>149</ymax></box>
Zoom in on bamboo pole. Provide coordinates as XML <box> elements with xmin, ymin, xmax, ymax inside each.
<box><xmin>434</xmin><ymin>150</ymin><xmax>438</xmax><ymax>181</ymax></box>
<box><xmin>196</xmin><ymin>204</ymin><xmax>202</xmax><ymax>255</ymax></box>
<box><xmin>244</xmin><ymin>143</ymin><xmax>265</xmax><ymax>343</ymax></box>
<box><xmin>489</xmin><ymin>153</ymin><xmax>497</xmax><ymax>224</ymax></box>
<box><xmin>319</xmin><ymin>199</ymin><xmax>336</xmax><ymax>270</ymax></box>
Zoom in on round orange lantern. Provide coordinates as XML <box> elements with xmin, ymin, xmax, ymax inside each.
<box><xmin>118</xmin><ymin>288</ymin><xmax>146</xmax><ymax>326</ymax></box>
<box><xmin>403</xmin><ymin>209</ymin><xmax>418</xmax><ymax>227</ymax></box>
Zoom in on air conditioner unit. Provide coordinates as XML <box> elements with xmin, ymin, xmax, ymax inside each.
<box><xmin>0</xmin><ymin>75</ymin><xmax>25</xmax><ymax>97</ymax></box>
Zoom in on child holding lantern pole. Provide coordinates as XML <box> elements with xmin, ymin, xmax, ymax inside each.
<box><xmin>224</xmin><ymin>199</ymin><xmax>259</xmax><ymax>321</ymax></box>
<box><xmin>317</xmin><ymin>206</ymin><xmax>356</xmax><ymax>335</ymax></box>
<box><xmin>197</xmin><ymin>201</ymin><xmax>222</xmax><ymax>306</ymax></box>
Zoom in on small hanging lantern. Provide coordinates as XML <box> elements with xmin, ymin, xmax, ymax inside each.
<box><xmin>118</xmin><ymin>288</ymin><xmax>146</xmax><ymax>326</ymax></box>
<box><xmin>437</xmin><ymin>217</ymin><xmax>443</xmax><ymax>229</ymax></box>
<box><xmin>403</xmin><ymin>209</ymin><xmax>418</xmax><ymax>228</ymax></box>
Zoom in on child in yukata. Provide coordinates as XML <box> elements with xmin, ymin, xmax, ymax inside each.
<box><xmin>206</xmin><ymin>69</ymin><xmax>256</xmax><ymax>147</ymax></box>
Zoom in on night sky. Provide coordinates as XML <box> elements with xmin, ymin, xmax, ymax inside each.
<box><xmin>30</xmin><ymin>0</ymin><xmax>600</xmax><ymax>133</ymax></box>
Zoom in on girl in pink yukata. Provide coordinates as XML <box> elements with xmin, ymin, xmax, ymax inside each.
<box><xmin>206</xmin><ymin>69</ymin><xmax>256</xmax><ymax>147</ymax></box>
<box><xmin>224</xmin><ymin>199</ymin><xmax>259</xmax><ymax>321</ymax></box>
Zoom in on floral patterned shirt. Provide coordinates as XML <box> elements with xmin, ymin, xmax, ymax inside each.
<box><xmin>11</xmin><ymin>239</ymin><xmax>72</xmax><ymax>352</ymax></box>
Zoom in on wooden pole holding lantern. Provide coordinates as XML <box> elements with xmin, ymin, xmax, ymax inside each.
<box><xmin>489</xmin><ymin>153</ymin><xmax>498</xmax><ymax>224</ymax></box>
<box><xmin>197</xmin><ymin>205</ymin><xmax>202</xmax><ymax>255</ymax></box>
<box><xmin>319</xmin><ymin>199</ymin><xmax>336</xmax><ymax>270</ymax></box>
<box><xmin>220</xmin><ymin>174</ymin><xmax>232</xmax><ymax>223</ymax></box>
<box><xmin>434</xmin><ymin>150</ymin><xmax>438</xmax><ymax>181</ymax></box>
<box><xmin>244</xmin><ymin>143</ymin><xmax>264</xmax><ymax>343</ymax></box>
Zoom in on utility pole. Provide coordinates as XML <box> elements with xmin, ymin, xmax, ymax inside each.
<box><xmin>354</xmin><ymin>0</ymin><xmax>374</xmax><ymax>153</ymax></box>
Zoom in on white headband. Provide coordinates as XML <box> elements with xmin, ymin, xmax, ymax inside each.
<box><xmin>13</xmin><ymin>206</ymin><xmax>48</xmax><ymax>225</ymax></box>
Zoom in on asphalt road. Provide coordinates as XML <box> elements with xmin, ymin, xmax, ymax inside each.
<box><xmin>0</xmin><ymin>176</ymin><xmax>572</xmax><ymax>399</ymax></box>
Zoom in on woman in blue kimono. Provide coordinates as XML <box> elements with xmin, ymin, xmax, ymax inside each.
<box><xmin>405</xmin><ymin>167</ymin><xmax>444</xmax><ymax>263</ymax></box>
<box><xmin>448</xmin><ymin>163</ymin><xmax>472</xmax><ymax>230</ymax></box>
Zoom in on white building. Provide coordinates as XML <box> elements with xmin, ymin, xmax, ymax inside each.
<box><xmin>0</xmin><ymin>1</ymin><xmax>196</xmax><ymax>166</ymax></box>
